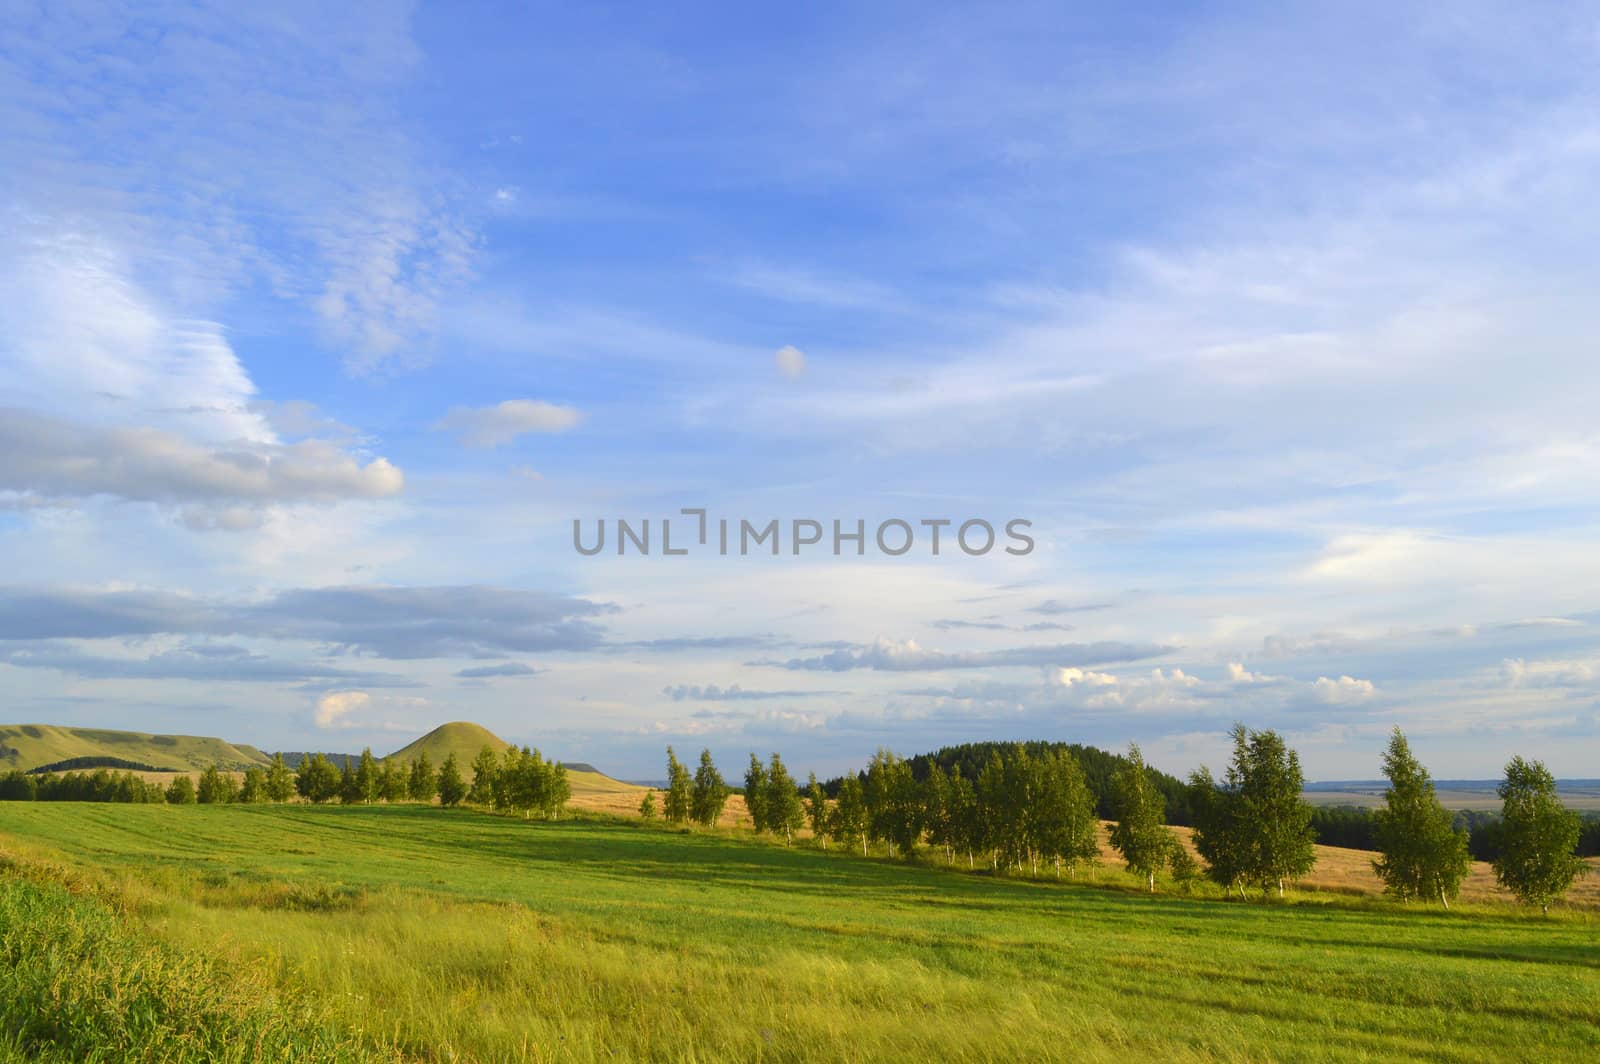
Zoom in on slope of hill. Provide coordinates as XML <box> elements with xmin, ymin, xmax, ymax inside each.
<box><xmin>0</xmin><ymin>724</ymin><xmax>272</xmax><ymax>774</ymax></box>
<box><xmin>383</xmin><ymin>721</ymin><xmax>512</xmax><ymax>768</ymax></box>
<box><xmin>382</xmin><ymin>721</ymin><xmax>640</xmax><ymax>801</ymax></box>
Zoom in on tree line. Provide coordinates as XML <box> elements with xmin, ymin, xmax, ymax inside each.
<box><xmin>0</xmin><ymin>744</ymin><xmax>573</xmax><ymax>820</ymax></box>
<box><xmin>1307</xmin><ymin>804</ymin><xmax>1600</xmax><ymax>860</ymax></box>
<box><xmin>649</xmin><ymin>724</ymin><xmax>1591</xmax><ymax>912</ymax></box>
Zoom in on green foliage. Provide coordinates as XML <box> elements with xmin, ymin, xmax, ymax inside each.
<box><xmin>467</xmin><ymin>745</ymin><xmax>499</xmax><ymax>805</ymax></box>
<box><xmin>408</xmin><ymin>752</ymin><xmax>436</xmax><ymax>804</ymax></box>
<box><xmin>1190</xmin><ymin>724</ymin><xmax>1316</xmax><ymax>898</ymax></box>
<box><xmin>743</xmin><ymin>753</ymin><xmax>769</xmax><ymax>831</ymax></box>
<box><xmin>165</xmin><ymin>774</ymin><xmax>196</xmax><ymax>805</ymax></box>
<box><xmin>663</xmin><ymin>746</ymin><xmax>692</xmax><ymax>824</ymax></box>
<box><xmin>1493</xmin><ymin>756</ymin><xmax>1587</xmax><ymax>913</ymax></box>
<box><xmin>339</xmin><ymin>759</ymin><xmax>361</xmax><ymax>805</ymax></box>
<box><xmin>904</xmin><ymin>739</ymin><xmax>1194</xmax><ymax>825</ymax></box>
<box><xmin>1110</xmin><ymin>743</ymin><xmax>1174</xmax><ymax>891</ymax></box>
<box><xmin>295</xmin><ymin>753</ymin><xmax>341</xmax><ymax>804</ymax></box>
<box><xmin>805</xmin><ymin>772</ymin><xmax>828</xmax><ymax>847</ymax></box>
<box><xmin>1372</xmin><ymin>729</ymin><xmax>1471</xmax><ymax>907</ymax></box>
<box><xmin>378</xmin><ymin>759</ymin><xmax>407</xmax><ymax>803</ymax></box>
<box><xmin>691</xmin><ymin>749</ymin><xmax>728</xmax><ymax>827</ymax></box>
<box><xmin>638</xmin><ymin>789</ymin><xmax>657</xmax><ymax>819</ymax></box>
<box><xmin>493</xmin><ymin>747</ymin><xmax>570</xmax><ymax>819</ymax></box>
<box><xmin>238</xmin><ymin>766</ymin><xmax>269</xmax><ymax>804</ymax></box>
<box><xmin>765</xmin><ymin>753</ymin><xmax>804</xmax><ymax>844</ymax></box>
<box><xmin>0</xmin><ymin>771</ymin><xmax>37</xmax><ymax>801</ymax></box>
<box><xmin>355</xmin><ymin>748</ymin><xmax>381</xmax><ymax>805</ymax></box>
<box><xmin>1</xmin><ymin>769</ymin><xmax>164</xmax><ymax>804</ymax></box>
<box><xmin>196</xmin><ymin>765</ymin><xmax>237</xmax><ymax>805</ymax></box>
<box><xmin>265</xmin><ymin>753</ymin><xmax>295</xmax><ymax>803</ymax></box>
<box><xmin>1168</xmin><ymin>843</ymin><xmax>1200</xmax><ymax>891</ymax></box>
<box><xmin>1311</xmin><ymin>805</ymin><xmax>1379</xmax><ymax>850</ymax></box>
<box><xmin>831</xmin><ymin>774</ymin><xmax>869</xmax><ymax>854</ymax></box>
<box><xmin>435</xmin><ymin>753</ymin><xmax>467</xmax><ymax>807</ymax></box>
<box><xmin>864</xmin><ymin>749</ymin><xmax>920</xmax><ymax>857</ymax></box>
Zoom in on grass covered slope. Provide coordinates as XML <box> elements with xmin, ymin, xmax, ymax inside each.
<box><xmin>1</xmin><ymin>803</ymin><xmax>1595</xmax><ymax>1063</ymax></box>
<box><xmin>0</xmin><ymin>724</ymin><xmax>271</xmax><ymax>774</ymax></box>
<box><xmin>382</xmin><ymin>720</ymin><xmax>510</xmax><ymax>768</ymax></box>
<box><xmin>384</xmin><ymin>721</ymin><xmax>641</xmax><ymax>799</ymax></box>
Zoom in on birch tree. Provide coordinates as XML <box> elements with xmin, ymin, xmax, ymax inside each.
<box><xmin>1372</xmin><ymin>728</ymin><xmax>1470</xmax><ymax>907</ymax></box>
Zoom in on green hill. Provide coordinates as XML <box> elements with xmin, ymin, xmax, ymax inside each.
<box><xmin>383</xmin><ymin>721</ymin><xmax>513</xmax><ymax>768</ymax></box>
<box><xmin>0</xmin><ymin>724</ymin><xmax>272</xmax><ymax>774</ymax></box>
<box><xmin>382</xmin><ymin>722</ymin><xmax>634</xmax><ymax>795</ymax></box>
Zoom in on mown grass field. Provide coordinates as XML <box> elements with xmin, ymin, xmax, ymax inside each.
<box><xmin>2</xmin><ymin>803</ymin><xmax>1596</xmax><ymax>1063</ymax></box>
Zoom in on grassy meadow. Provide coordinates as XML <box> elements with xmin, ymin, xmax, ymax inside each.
<box><xmin>2</xmin><ymin>802</ymin><xmax>1596</xmax><ymax>1063</ymax></box>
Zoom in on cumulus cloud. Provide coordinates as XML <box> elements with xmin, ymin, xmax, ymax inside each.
<box><xmin>760</xmin><ymin>636</ymin><xmax>1171</xmax><ymax>672</ymax></box>
<box><xmin>1226</xmin><ymin>662</ymin><xmax>1282</xmax><ymax>684</ymax></box>
<box><xmin>314</xmin><ymin>690</ymin><xmax>370</xmax><ymax>728</ymax></box>
<box><xmin>0</xmin><ymin>409</ymin><xmax>403</xmax><ymax>511</ymax></box>
<box><xmin>432</xmin><ymin>399</ymin><xmax>582</xmax><ymax>448</ymax></box>
<box><xmin>1313</xmin><ymin>675</ymin><xmax>1377</xmax><ymax>704</ymax></box>
<box><xmin>774</xmin><ymin>345</ymin><xmax>807</xmax><ymax>380</ymax></box>
<box><xmin>1051</xmin><ymin>666</ymin><xmax>1118</xmax><ymax>688</ymax></box>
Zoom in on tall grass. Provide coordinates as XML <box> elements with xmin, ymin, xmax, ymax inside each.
<box><xmin>0</xmin><ymin>856</ymin><xmax>399</xmax><ymax>1063</ymax></box>
<box><xmin>2</xmin><ymin>804</ymin><xmax>1597</xmax><ymax>1062</ymax></box>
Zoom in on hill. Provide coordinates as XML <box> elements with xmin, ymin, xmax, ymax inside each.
<box><xmin>0</xmin><ymin>724</ymin><xmax>271</xmax><ymax>774</ymax></box>
<box><xmin>382</xmin><ymin>721</ymin><xmax>512</xmax><ymax>768</ymax></box>
<box><xmin>381</xmin><ymin>723</ymin><xmax>637</xmax><ymax>797</ymax></box>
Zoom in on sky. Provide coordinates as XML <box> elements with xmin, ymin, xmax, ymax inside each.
<box><xmin>3</xmin><ymin>1</ymin><xmax>1600</xmax><ymax>782</ymax></box>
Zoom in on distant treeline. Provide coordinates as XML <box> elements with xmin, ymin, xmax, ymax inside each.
<box><xmin>274</xmin><ymin>751</ymin><xmax>361</xmax><ymax>771</ymax></box>
<box><xmin>823</xmin><ymin>740</ymin><xmax>1194</xmax><ymax>825</ymax></box>
<box><xmin>25</xmin><ymin>756</ymin><xmax>176</xmax><ymax>775</ymax></box>
<box><xmin>1</xmin><ymin>769</ymin><xmax>166</xmax><ymax>803</ymax></box>
<box><xmin>1308</xmin><ymin>804</ymin><xmax>1600</xmax><ymax>859</ymax></box>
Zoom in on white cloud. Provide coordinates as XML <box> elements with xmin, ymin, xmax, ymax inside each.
<box><xmin>1</xmin><ymin>4</ymin><xmax>475</xmax><ymax>373</ymax></box>
<box><xmin>1226</xmin><ymin>662</ymin><xmax>1280</xmax><ymax>684</ymax></box>
<box><xmin>1313</xmin><ymin>675</ymin><xmax>1377</xmax><ymax>704</ymax></box>
<box><xmin>774</xmin><ymin>345</ymin><xmax>808</xmax><ymax>380</ymax></box>
<box><xmin>0</xmin><ymin>230</ymin><xmax>270</xmax><ymax>444</ymax></box>
<box><xmin>0</xmin><ymin>409</ymin><xmax>403</xmax><ymax>509</ymax></box>
<box><xmin>432</xmin><ymin>399</ymin><xmax>583</xmax><ymax>448</ymax></box>
<box><xmin>1051</xmin><ymin>666</ymin><xmax>1118</xmax><ymax>687</ymax></box>
<box><xmin>1501</xmin><ymin>656</ymin><xmax>1597</xmax><ymax>689</ymax></box>
<box><xmin>314</xmin><ymin>689</ymin><xmax>370</xmax><ymax>728</ymax></box>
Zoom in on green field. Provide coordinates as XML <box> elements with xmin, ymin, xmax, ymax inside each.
<box><xmin>2</xmin><ymin>803</ymin><xmax>1596</xmax><ymax>1062</ymax></box>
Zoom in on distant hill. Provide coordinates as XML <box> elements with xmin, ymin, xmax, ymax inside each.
<box><xmin>0</xmin><ymin>724</ymin><xmax>272</xmax><ymax>774</ymax></box>
<box><xmin>381</xmin><ymin>721</ymin><xmax>638</xmax><ymax>796</ymax></box>
<box><xmin>383</xmin><ymin>721</ymin><xmax>512</xmax><ymax>767</ymax></box>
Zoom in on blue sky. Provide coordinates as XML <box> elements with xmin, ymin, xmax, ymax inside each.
<box><xmin>3</xmin><ymin>1</ymin><xmax>1600</xmax><ymax>781</ymax></box>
